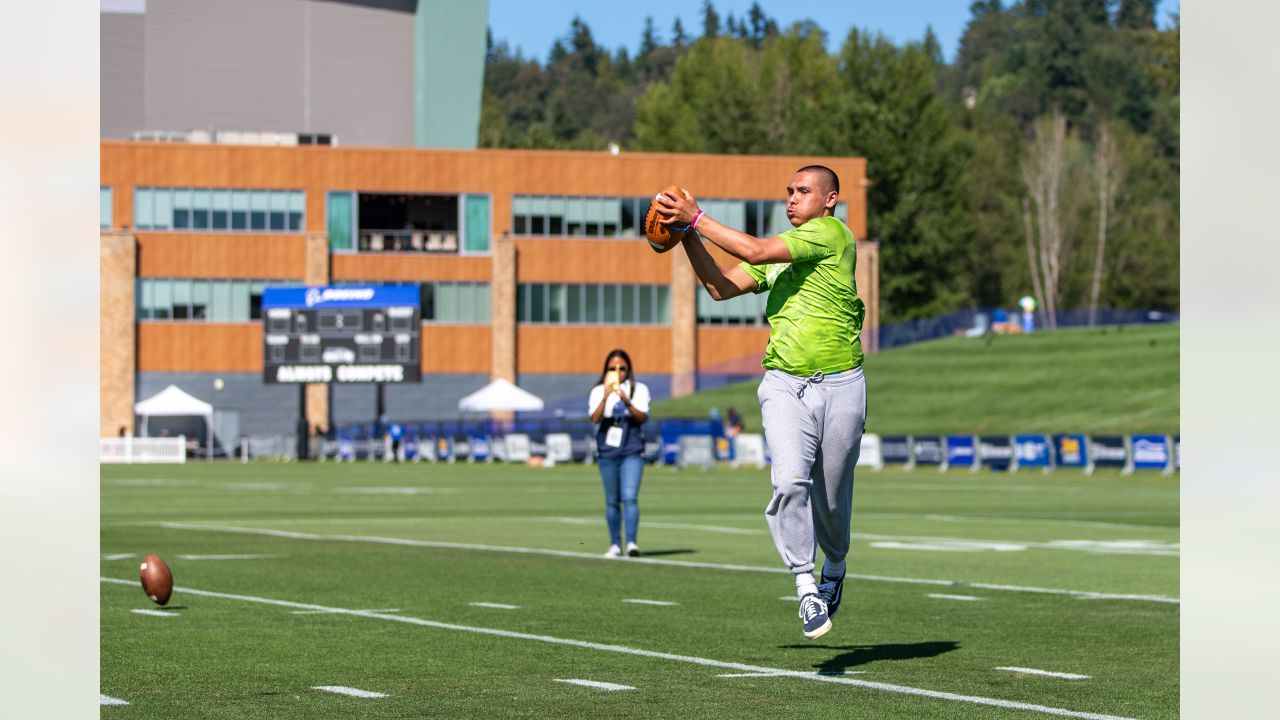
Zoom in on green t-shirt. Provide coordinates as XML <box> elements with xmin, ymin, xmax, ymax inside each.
<box><xmin>739</xmin><ymin>216</ymin><xmax>865</xmax><ymax>375</ymax></box>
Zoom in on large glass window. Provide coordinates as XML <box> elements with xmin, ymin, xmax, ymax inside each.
<box><xmin>517</xmin><ymin>283</ymin><xmax>669</xmax><ymax>325</ymax></box>
<box><xmin>513</xmin><ymin>194</ymin><xmax>769</xmax><ymax>240</ymax></box>
<box><xmin>697</xmin><ymin>286</ymin><xmax>769</xmax><ymax>326</ymax></box>
<box><xmin>133</xmin><ymin>187</ymin><xmax>303</xmax><ymax>233</ymax></box>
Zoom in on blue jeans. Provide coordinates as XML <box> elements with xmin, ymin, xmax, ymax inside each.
<box><xmin>597</xmin><ymin>454</ymin><xmax>644</xmax><ymax>546</ymax></box>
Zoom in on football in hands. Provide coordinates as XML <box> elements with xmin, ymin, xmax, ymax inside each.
<box><xmin>643</xmin><ymin>185</ymin><xmax>688</xmax><ymax>253</ymax></box>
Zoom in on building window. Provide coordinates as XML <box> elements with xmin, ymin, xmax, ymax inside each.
<box><xmin>697</xmin><ymin>287</ymin><xmax>770</xmax><ymax>326</ymax></box>
<box><xmin>516</xmin><ymin>283</ymin><xmax>669</xmax><ymax>325</ymax></box>
<box><xmin>136</xmin><ymin>279</ymin><xmax>302</xmax><ymax>322</ymax></box>
<box><xmin>463</xmin><ymin>194</ymin><xmax>491</xmax><ymax>253</ymax></box>
<box><xmin>327</xmin><ymin>192</ymin><xmax>356</xmax><ymax>251</ymax></box>
<box><xmin>133</xmin><ymin>187</ymin><xmax>304</xmax><ymax>233</ymax></box>
<box><xmin>100</xmin><ymin>186</ymin><xmax>112</xmax><ymax>229</ymax></box>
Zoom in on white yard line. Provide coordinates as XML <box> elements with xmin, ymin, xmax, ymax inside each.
<box><xmin>100</xmin><ymin>694</ymin><xmax>130</xmax><ymax>706</ymax></box>
<box><xmin>131</xmin><ymin>608</ymin><xmax>179</xmax><ymax>617</ymax></box>
<box><xmin>293</xmin><ymin>608</ymin><xmax>400</xmax><ymax>615</ymax></box>
<box><xmin>857</xmin><ymin>533</ymin><xmax>1179</xmax><ymax>557</ymax></box>
<box><xmin>153</xmin><ymin>523</ymin><xmax>1180</xmax><ymax>604</ymax></box>
<box><xmin>311</xmin><ymin>685</ymin><xmax>387</xmax><ymax>698</ymax></box>
<box><xmin>622</xmin><ymin>599</ymin><xmax>679</xmax><ymax>606</ymax></box>
<box><xmin>996</xmin><ymin>667</ymin><xmax>1091</xmax><ymax>680</ymax></box>
<box><xmin>469</xmin><ymin>602</ymin><xmax>521</xmax><ymax>610</ymax></box>
<box><xmin>927</xmin><ymin>594</ymin><xmax>986</xmax><ymax>602</ymax></box>
<box><xmin>553</xmin><ymin>679</ymin><xmax>635</xmax><ymax>691</ymax></box>
<box><xmin>102</xmin><ymin>553</ymin><xmax>137</xmax><ymax>561</ymax></box>
<box><xmin>177</xmin><ymin>554</ymin><xmax>286</xmax><ymax>561</ymax></box>
<box><xmin>100</xmin><ymin>577</ymin><xmax>1136</xmax><ymax>720</ymax></box>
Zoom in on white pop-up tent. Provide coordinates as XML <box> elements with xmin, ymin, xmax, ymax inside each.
<box><xmin>457</xmin><ymin>378</ymin><xmax>544</xmax><ymax>413</ymax></box>
<box><xmin>135</xmin><ymin>384</ymin><xmax>213</xmax><ymax>441</ymax></box>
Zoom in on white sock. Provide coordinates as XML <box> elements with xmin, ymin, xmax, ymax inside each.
<box><xmin>823</xmin><ymin>559</ymin><xmax>846</xmax><ymax>579</ymax></box>
<box><xmin>795</xmin><ymin>573</ymin><xmax>818</xmax><ymax>599</ymax></box>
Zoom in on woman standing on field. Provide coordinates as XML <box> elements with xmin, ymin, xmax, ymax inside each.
<box><xmin>587</xmin><ymin>348</ymin><xmax>651</xmax><ymax>558</ymax></box>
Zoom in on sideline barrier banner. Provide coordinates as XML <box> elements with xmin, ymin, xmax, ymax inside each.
<box><xmin>881</xmin><ymin>436</ymin><xmax>912</xmax><ymax>466</ymax></box>
<box><xmin>1013</xmin><ymin>435</ymin><xmax>1050</xmax><ymax>472</ymax></box>
<box><xmin>677</xmin><ymin>435</ymin><xmax>715</xmax><ymax>470</ymax></box>
<box><xmin>1054</xmin><ymin>434</ymin><xmax>1090</xmax><ymax>470</ymax></box>
<box><xmin>980</xmin><ymin>435</ymin><xmax>1015</xmax><ymax>471</ymax></box>
<box><xmin>545</xmin><ymin>433</ymin><xmax>573</xmax><ymax>464</ymax></box>
<box><xmin>913</xmin><ymin>436</ymin><xmax>945</xmax><ymax>469</ymax></box>
<box><xmin>856</xmin><ymin>433</ymin><xmax>884</xmax><ymax>470</ymax></box>
<box><xmin>1130</xmin><ymin>434</ymin><xmax>1172</xmax><ymax>474</ymax></box>
<box><xmin>733</xmin><ymin>434</ymin><xmax>768</xmax><ymax>469</ymax></box>
<box><xmin>505</xmin><ymin>434</ymin><xmax>532</xmax><ymax>463</ymax></box>
<box><xmin>945</xmin><ymin>435</ymin><xmax>975</xmax><ymax>470</ymax></box>
<box><xmin>1174</xmin><ymin>435</ymin><xmax>1180</xmax><ymax>470</ymax></box>
<box><xmin>714</xmin><ymin>436</ymin><xmax>733</xmax><ymax>462</ymax></box>
<box><xmin>1090</xmin><ymin>435</ymin><xmax>1128</xmax><ymax>473</ymax></box>
<box><xmin>452</xmin><ymin>436</ymin><xmax>471</xmax><ymax>462</ymax></box>
<box><xmin>469</xmin><ymin>435</ymin><xmax>490</xmax><ymax>463</ymax></box>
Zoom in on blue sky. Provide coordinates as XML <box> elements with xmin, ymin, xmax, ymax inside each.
<box><xmin>487</xmin><ymin>0</ymin><xmax>1180</xmax><ymax>66</ymax></box>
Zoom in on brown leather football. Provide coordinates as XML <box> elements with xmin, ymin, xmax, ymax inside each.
<box><xmin>644</xmin><ymin>185</ymin><xmax>688</xmax><ymax>253</ymax></box>
<box><xmin>139</xmin><ymin>552</ymin><xmax>174</xmax><ymax>606</ymax></box>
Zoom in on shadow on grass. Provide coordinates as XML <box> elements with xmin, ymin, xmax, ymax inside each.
<box><xmin>633</xmin><ymin>549</ymin><xmax>696</xmax><ymax>557</ymax></box>
<box><xmin>778</xmin><ymin>641</ymin><xmax>960</xmax><ymax>673</ymax></box>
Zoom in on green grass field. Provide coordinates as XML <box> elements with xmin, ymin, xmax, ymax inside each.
<box><xmin>101</xmin><ymin>461</ymin><xmax>1178</xmax><ymax>718</ymax></box>
<box><xmin>652</xmin><ymin>324</ymin><xmax>1180</xmax><ymax>435</ymax></box>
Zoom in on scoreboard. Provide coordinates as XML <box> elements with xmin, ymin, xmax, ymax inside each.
<box><xmin>261</xmin><ymin>286</ymin><xmax>420</xmax><ymax>383</ymax></box>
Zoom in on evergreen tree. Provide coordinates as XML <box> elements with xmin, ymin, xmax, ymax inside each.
<box><xmin>672</xmin><ymin>17</ymin><xmax>688</xmax><ymax>47</ymax></box>
<box><xmin>1117</xmin><ymin>0</ymin><xmax>1157</xmax><ymax>30</ymax></box>
<box><xmin>702</xmin><ymin>0</ymin><xmax>720</xmax><ymax>39</ymax></box>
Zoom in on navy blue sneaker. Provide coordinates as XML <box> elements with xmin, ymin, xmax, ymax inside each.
<box><xmin>798</xmin><ymin>593</ymin><xmax>831</xmax><ymax>639</ymax></box>
<box><xmin>819</xmin><ymin>569</ymin><xmax>845</xmax><ymax>618</ymax></box>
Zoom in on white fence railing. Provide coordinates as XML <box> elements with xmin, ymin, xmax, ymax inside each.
<box><xmin>100</xmin><ymin>436</ymin><xmax>187</xmax><ymax>464</ymax></box>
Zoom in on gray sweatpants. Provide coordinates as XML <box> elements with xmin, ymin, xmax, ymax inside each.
<box><xmin>758</xmin><ymin>366</ymin><xmax>867</xmax><ymax>577</ymax></box>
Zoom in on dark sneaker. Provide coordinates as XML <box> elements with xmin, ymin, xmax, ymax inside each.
<box><xmin>798</xmin><ymin>593</ymin><xmax>831</xmax><ymax>639</ymax></box>
<box><xmin>819</xmin><ymin>570</ymin><xmax>845</xmax><ymax>618</ymax></box>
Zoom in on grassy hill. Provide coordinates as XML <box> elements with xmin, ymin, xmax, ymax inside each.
<box><xmin>652</xmin><ymin>324</ymin><xmax>1179</xmax><ymax>435</ymax></box>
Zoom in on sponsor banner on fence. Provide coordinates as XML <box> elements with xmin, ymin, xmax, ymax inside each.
<box><xmin>856</xmin><ymin>433</ymin><xmax>884</xmax><ymax>470</ymax></box>
<box><xmin>1054</xmin><ymin>434</ymin><xmax>1089</xmax><ymax>467</ymax></box>
<box><xmin>980</xmin><ymin>435</ymin><xmax>1015</xmax><ymax>471</ymax></box>
<box><xmin>1014</xmin><ymin>435</ymin><xmax>1051</xmax><ymax>468</ymax></box>
<box><xmin>945</xmin><ymin>435</ymin><xmax>975</xmax><ymax>468</ymax></box>
<box><xmin>913</xmin><ymin>436</ymin><xmax>944</xmax><ymax>465</ymax></box>
<box><xmin>1090</xmin><ymin>435</ymin><xmax>1128</xmax><ymax>468</ymax></box>
<box><xmin>1131</xmin><ymin>434</ymin><xmax>1170</xmax><ymax>471</ymax></box>
<box><xmin>1174</xmin><ymin>435</ymin><xmax>1180</xmax><ymax>469</ymax></box>
<box><xmin>881</xmin><ymin>436</ymin><xmax>912</xmax><ymax>464</ymax></box>
<box><xmin>469</xmin><ymin>435</ymin><xmax>490</xmax><ymax>462</ymax></box>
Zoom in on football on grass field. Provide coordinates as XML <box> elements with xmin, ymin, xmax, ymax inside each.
<box><xmin>139</xmin><ymin>552</ymin><xmax>173</xmax><ymax>605</ymax></box>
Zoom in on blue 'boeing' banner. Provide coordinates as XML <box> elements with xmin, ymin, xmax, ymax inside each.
<box><xmin>262</xmin><ymin>285</ymin><xmax>420</xmax><ymax>309</ymax></box>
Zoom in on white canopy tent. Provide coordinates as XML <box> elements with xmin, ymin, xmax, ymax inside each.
<box><xmin>457</xmin><ymin>379</ymin><xmax>545</xmax><ymax>413</ymax></box>
<box><xmin>134</xmin><ymin>385</ymin><xmax>213</xmax><ymax>444</ymax></box>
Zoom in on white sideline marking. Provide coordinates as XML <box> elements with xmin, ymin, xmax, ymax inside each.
<box><xmin>554</xmin><ymin>516</ymin><xmax>763</xmax><ymax>535</ymax></box>
<box><xmin>210</xmin><ymin>482</ymin><xmax>296</xmax><ymax>490</ymax></box>
<box><xmin>100</xmin><ymin>694</ymin><xmax>129</xmax><ymax>706</ymax></box>
<box><xmin>554</xmin><ymin>678</ymin><xmax>635</xmax><ymax>691</ymax></box>
<box><xmin>131</xmin><ymin>608</ymin><xmax>179</xmax><ymax>617</ymax></box>
<box><xmin>312</xmin><ymin>685</ymin><xmax>387</xmax><ymax>698</ymax></box>
<box><xmin>996</xmin><ymin>667</ymin><xmax>1092</xmax><ymax>680</ymax></box>
<box><xmin>293</xmin><ymin>608</ymin><xmax>400</xmax><ymax>615</ymax></box>
<box><xmin>469</xmin><ymin>602</ymin><xmax>521</xmax><ymax>610</ymax></box>
<box><xmin>870</xmin><ymin>540</ymin><xmax>1027</xmax><ymax>553</ymax></box>
<box><xmin>177</xmin><ymin>554</ymin><xmax>286</xmax><ymax>561</ymax></box>
<box><xmin>101</xmin><ymin>577</ymin><xmax>1136</xmax><ymax>720</ymax></box>
<box><xmin>859</xmin><ymin>532</ymin><xmax>1178</xmax><ymax>557</ymax></box>
<box><xmin>927</xmin><ymin>594</ymin><xmax>986</xmax><ymax>602</ymax></box>
<box><xmin>154</xmin><ymin>523</ymin><xmax>1179</xmax><ymax>604</ymax></box>
<box><xmin>622</xmin><ymin>599</ymin><xmax>679</xmax><ymax>606</ymax></box>
<box><xmin>102</xmin><ymin>553</ymin><xmax>136</xmax><ymax>561</ymax></box>
<box><xmin>921</xmin><ymin>513</ymin><xmax>1170</xmax><ymax>531</ymax></box>
<box><xmin>336</xmin><ymin>487</ymin><xmax>460</xmax><ymax>495</ymax></box>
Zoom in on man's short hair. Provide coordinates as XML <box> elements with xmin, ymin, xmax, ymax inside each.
<box><xmin>796</xmin><ymin>165</ymin><xmax>840</xmax><ymax>195</ymax></box>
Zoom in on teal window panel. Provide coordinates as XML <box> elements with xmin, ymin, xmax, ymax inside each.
<box><xmin>211</xmin><ymin>189</ymin><xmax>231</xmax><ymax>230</ymax></box>
<box><xmin>327</xmin><ymin>192</ymin><xmax>354</xmax><ymax>251</ymax></box>
<box><xmin>231</xmin><ymin>190</ymin><xmax>250</xmax><ymax>230</ymax></box>
<box><xmin>464</xmin><ymin>195</ymin><xmax>490</xmax><ymax>253</ymax></box>
<box><xmin>656</xmin><ymin>285</ymin><xmax>670</xmax><ymax>324</ymax></box>
<box><xmin>289</xmin><ymin>191</ymin><xmax>305</xmax><ymax>231</ymax></box>
<box><xmin>100</xmin><ymin>187</ymin><xmax>112</xmax><ymax>229</ymax></box>
<box><xmin>172</xmin><ymin>188</ymin><xmax>192</xmax><ymax>229</ymax></box>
